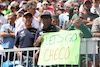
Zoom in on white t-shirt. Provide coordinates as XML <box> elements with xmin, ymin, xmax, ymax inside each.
<box><xmin>15</xmin><ymin>17</ymin><xmax>39</xmax><ymax>35</ymax></box>
<box><xmin>37</xmin><ymin>2</ymin><xmax>42</xmax><ymax>8</ymax></box>
<box><xmin>91</xmin><ymin>6</ymin><xmax>100</xmax><ymax>15</ymax></box>
<box><xmin>39</xmin><ymin>22</ymin><xmax>43</xmax><ymax>29</ymax></box>
<box><xmin>79</xmin><ymin>4</ymin><xmax>83</xmax><ymax>13</ymax></box>
<box><xmin>0</xmin><ymin>15</ymin><xmax>7</xmax><ymax>29</ymax></box>
<box><xmin>34</xmin><ymin>10</ymin><xmax>40</xmax><ymax>18</ymax></box>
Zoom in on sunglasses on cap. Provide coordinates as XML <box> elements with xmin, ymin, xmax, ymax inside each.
<box><xmin>42</xmin><ymin>17</ymin><xmax>51</xmax><ymax>20</ymax></box>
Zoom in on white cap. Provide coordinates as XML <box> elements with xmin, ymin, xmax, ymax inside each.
<box><xmin>37</xmin><ymin>2</ymin><xmax>42</xmax><ymax>8</ymax></box>
<box><xmin>42</xmin><ymin>1</ymin><xmax>48</xmax><ymax>5</ymax></box>
<box><xmin>10</xmin><ymin>1</ymin><xmax>16</xmax><ymax>6</ymax></box>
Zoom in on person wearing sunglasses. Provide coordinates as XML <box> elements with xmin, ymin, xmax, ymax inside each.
<box><xmin>33</xmin><ymin>11</ymin><xmax>61</xmax><ymax>67</ymax></box>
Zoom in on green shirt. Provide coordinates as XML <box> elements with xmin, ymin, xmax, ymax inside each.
<box><xmin>67</xmin><ymin>23</ymin><xmax>92</xmax><ymax>38</ymax></box>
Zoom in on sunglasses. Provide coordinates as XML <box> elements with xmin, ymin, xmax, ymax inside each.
<box><xmin>63</xmin><ymin>1</ymin><xmax>66</xmax><ymax>3</ymax></box>
<box><xmin>44</xmin><ymin>4</ymin><xmax>48</xmax><ymax>5</ymax></box>
<box><xmin>42</xmin><ymin>17</ymin><xmax>51</xmax><ymax>20</ymax></box>
<box><xmin>74</xmin><ymin>9</ymin><xmax>78</xmax><ymax>10</ymax></box>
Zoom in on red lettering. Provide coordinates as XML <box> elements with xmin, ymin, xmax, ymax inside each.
<box><xmin>44</xmin><ymin>49</ymin><xmax>49</xmax><ymax>61</ymax></box>
<box><xmin>59</xmin><ymin>47</ymin><xmax>65</xmax><ymax>60</ymax></box>
<box><xmin>49</xmin><ymin>49</ymin><xmax>54</xmax><ymax>60</ymax></box>
<box><xmin>65</xmin><ymin>47</ymin><xmax>70</xmax><ymax>60</ymax></box>
<box><xmin>54</xmin><ymin>48</ymin><xmax>59</xmax><ymax>60</ymax></box>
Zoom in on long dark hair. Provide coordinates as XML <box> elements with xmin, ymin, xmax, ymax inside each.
<box><xmin>69</xmin><ymin>6</ymin><xmax>79</xmax><ymax>20</ymax></box>
<box><xmin>69</xmin><ymin>7</ymin><xmax>75</xmax><ymax>20</ymax></box>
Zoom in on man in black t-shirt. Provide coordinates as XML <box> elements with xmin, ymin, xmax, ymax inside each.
<box><xmin>82</xmin><ymin>0</ymin><xmax>99</xmax><ymax>29</ymax></box>
<box><xmin>14</xmin><ymin>12</ymin><xmax>37</xmax><ymax>67</ymax></box>
<box><xmin>34</xmin><ymin>11</ymin><xmax>61</xmax><ymax>47</ymax></box>
<box><xmin>33</xmin><ymin>11</ymin><xmax>61</xmax><ymax>67</ymax></box>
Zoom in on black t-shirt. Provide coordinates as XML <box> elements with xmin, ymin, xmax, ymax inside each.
<box><xmin>15</xmin><ymin>27</ymin><xmax>37</xmax><ymax>56</ymax></box>
<box><xmin>82</xmin><ymin>13</ymin><xmax>99</xmax><ymax>21</ymax></box>
<box><xmin>82</xmin><ymin>13</ymin><xmax>99</xmax><ymax>28</ymax></box>
<box><xmin>36</xmin><ymin>24</ymin><xmax>61</xmax><ymax>36</ymax></box>
<box><xmin>35</xmin><ymin>24</ymin><xmax>61</xmax><ymax>46</ymax></box>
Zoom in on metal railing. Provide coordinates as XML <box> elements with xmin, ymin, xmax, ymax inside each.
<box><xmin>81</xmin><ymin>38</ymin><xmax>100</xmax><ymax>67</ymax></box>
<box><xmin>0</xmin><ymin>47</ymin><xmax>40</xmax><ymax>67</ymax></box>
<box><xmin>0</xmin><ymin>38</ymin><xmax>100</xmax><ymax>67</ymax></box>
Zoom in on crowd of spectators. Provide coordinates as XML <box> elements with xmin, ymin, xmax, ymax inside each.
<box><xmin>0</xmin><ymin>0</ymin><xmax>100</xmax><ymax>67</ymax></box>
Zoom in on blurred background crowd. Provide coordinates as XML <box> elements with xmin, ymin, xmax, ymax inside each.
<box><xmin>0</xmin><ymin>0</ymin><xmax>100</xmax><ymax>67</ymax></box>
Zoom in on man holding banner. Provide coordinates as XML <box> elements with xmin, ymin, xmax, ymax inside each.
<box><xmin>34</xmin><ymin>11</ymin><xmax>61</xmax><ymax>47</ymax></box>
<box><xmin>34</xmin><ymin>11</ymin><xmax>62</xmax><ymax>67</ymax></box>
<box><xmin>34</xmin><ymin>11</ymin><xmax>83</xmax><ymax>67</ymax></box>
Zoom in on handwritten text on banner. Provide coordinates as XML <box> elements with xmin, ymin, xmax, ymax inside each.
<box><xmin>38</xmin><ymin>30</ymin><xmax>81</xmax><ymax>65</ymax></box>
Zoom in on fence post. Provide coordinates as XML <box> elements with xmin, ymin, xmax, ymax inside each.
<box><xmin>86</xmin><ymin>40</ymin><xmax>88</xmax><ymax>67</ymax></box>
<box><xmin>13</xmin><ymin>51</ymin><xmax>16</xmax><ymax>67</ymax></box>
<box><xmin>26</xmin><ymin>51</ymin><xmax>29</xmax><ymax>67</ymax></box>
<box><xmin>7</xmin><ymin>52</ymin><xmax>10</xmax><ymax>67</ymax></box>
<box><xmin>1</xmin><ymin>52</ymin><xmax>4</xmax><ymax>67</ymax></box>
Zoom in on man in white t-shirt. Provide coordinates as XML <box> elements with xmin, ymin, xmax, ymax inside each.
<box><xmin>15</xmin><ymin>3</ymin><xmax>40</xmax><ymax>35</ymax></box>
<box><xmin>91</xmin><ymin>0</ymin><xmax>100</xmax><ymax>15</ymax></box>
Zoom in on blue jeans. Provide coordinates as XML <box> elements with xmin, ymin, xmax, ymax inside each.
<box><xmin>22</xmin><ymin>55</ymin><xmax>38</xmax><ymax>67</ymax></box>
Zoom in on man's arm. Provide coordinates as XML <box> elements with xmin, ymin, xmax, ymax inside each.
<box><xmin>5</xmin><ymin>28</ymin><xmax>15</xmax><ymax>33</ymax></box>
<box><xmin>34</xmin><ymin>36</ymin><xmax>43</xmax><ymax>47</ymax></box>
<box><xmin>13</xmin><ymin>45</ymin><xmax>18</xmax><ymax>49</ymax></box>
<box><xmin>93</xmin><ymin>33</ymin><xmax>100</xmax><ymax>37</ymax></box>
<box><xmin>14</xmin><ymin>45</ymin><xmax>23</xmax><ymax>61</ymax></box>
<box><xmin>0</xmin><ymin>32</ymin><xmax>15</xmax><ymax>37</ymax></box>
<box><xmin>83</xmin><ymin>20</ymin><xmax>93</xmax><ymax>28</ymax></box>
<box><xmin>0</xmin><ymin>26</ymin><xmax>15</xmax><ymax>37</ymax></box>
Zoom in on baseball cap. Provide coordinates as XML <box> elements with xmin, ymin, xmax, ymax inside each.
<box><xmin>83</xmin><ymin>0</ymin><xmax>91</xmax><ymax>5</ymax></box>
<box><xmin>42</xmin><ymin>1</ymin><xmax>48</xmax><ymax>5</ymax></box>
<box><xmin>41</xmin><ymin>11</ymin><xmax>51</xmax><ymax>19</ymax></box>
<box><xmin>23</xmin><ymin>12</ymin><xmax>32</xmax><ymax>17</ymax></box>
<box><xmin>54</xmin><ymin>7</ymin><xmax>64</xmax><ymax>14</ymax></box>
<box><xmin>54</xmin><ymin>7</ymin><xmax>64</xmax><ymax>11</ymax></box>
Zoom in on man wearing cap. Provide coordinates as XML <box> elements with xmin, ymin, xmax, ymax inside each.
<box><xmin>34</xmin><ymin>11</ymin><xmax>61</xmax><ymax>46</ymax></box>
<box><xmin>14</xmin><ymin>12</ymin><xmax>38</xmax><ymax>67</ymax></box>
<box><xmin>41</xmin><ymin>1</ymin><xmax>53</xmax><ymax>15</ymax></box>
<box><xmin>15</xmin><ymin>2</ymin><xmax>40</xmax><ymax>35</ymax></box>
<box><xmin>33</xmin><ymin>11</ymin><xmax>61</xmax><ymax>67</ymax></box>
<box><xmin>33</xmin><ymin>11</ymin><xmax>60</xmax><ymax>61</ymax></box>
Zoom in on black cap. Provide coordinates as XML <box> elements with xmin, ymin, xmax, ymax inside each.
<box><xmin>41</xmin><ymin>11</ymin><xmax>51</xmax><ymax>18</ymax></box>
<box><xmin>23</xmin><ymin>12</ymin><xmax>32</xmax><ymax>17</ymax></box>
<box><xmin>54</xmin><ymin>7</ymin><xmax>64</xmax><ymax>14</ymax></box>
